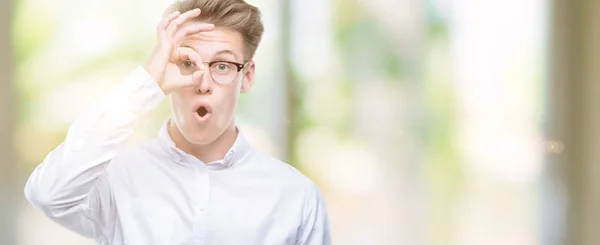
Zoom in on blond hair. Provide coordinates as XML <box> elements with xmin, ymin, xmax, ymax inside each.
<box><xmin>165</xmin><ymin>0</ymin><xmax>264</xmax><ymax>60</ymax></box>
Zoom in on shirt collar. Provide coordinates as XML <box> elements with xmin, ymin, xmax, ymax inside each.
<box><xmin>157</xmin><ymin>119</ymin><xmax>251</xmax><ymax>169</ymax></box>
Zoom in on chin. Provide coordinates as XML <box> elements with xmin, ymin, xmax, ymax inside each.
<box><xmin>183</xmin><ymin>131</ymin><xmax>221</xmax><ymax>145</ymax></box>
<box><xmin>183</xmin><ymin>121</ymin><xmax>233</xmax><ymax>145</ymax></box>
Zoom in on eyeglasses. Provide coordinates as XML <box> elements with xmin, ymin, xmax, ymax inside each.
<box><xmin>180</xmin><ymin>60</ymin><xmax>247</xmax><ymax>84</ymax></box>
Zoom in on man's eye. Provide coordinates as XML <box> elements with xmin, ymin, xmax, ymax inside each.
<box><xmin>216</xmin><ymin>63</ymin><xmax>229</xmax><ymax>71</ymax></box>
<box><xmin>182</xmin><ymin>60</ymin><xmax>195</xmax><ymax>69</ymax></box>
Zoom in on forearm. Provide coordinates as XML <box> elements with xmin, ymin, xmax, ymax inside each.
<box><xmin>24</xmin><ymin>66</ymin><xmax>165</xmax><ymax>216</ymax></box>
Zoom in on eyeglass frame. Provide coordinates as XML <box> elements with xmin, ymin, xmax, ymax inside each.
<box><xmin>192</xmin><ymin>60</ymin><xmax>248</xmax><ymax>84</ymax></box>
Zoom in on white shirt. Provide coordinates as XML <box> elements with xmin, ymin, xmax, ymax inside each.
<box><xmin>24</xmin><ymin>67</ymin><xmax>331</xmax><ymax>245</ymax></box>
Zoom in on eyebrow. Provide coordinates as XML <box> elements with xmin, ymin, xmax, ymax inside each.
<box><xmin>214</xmin><ymin>50</ymin><xmax>239</xmax><ymax>61</ymax></box>
<box><xmin>179</xmin><ymin>45</ymin><xmax>240</xmax><ymax>61</ymax></box>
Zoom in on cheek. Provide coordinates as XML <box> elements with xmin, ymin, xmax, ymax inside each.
<box><xmin>169</xmin><ymin>92</ymin><xmax>194</xmax><ymax>119</ymax></box>
<box><xmin>215</xmin><ymin>89</ymin><xmax>240</xmax><ymax>118</ymax></box>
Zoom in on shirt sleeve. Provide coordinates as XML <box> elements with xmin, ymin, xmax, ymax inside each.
<box><xmin>296</xmin><ymin>183</ymin><xmax>332</xmax><ymax>245</ymax></box>
<box><xmin>24</xmin><ymin>66</ymin><xmax>165</xmax><ymax>239</ymax></box>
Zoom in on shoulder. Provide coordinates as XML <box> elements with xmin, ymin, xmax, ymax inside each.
<box><xmin>250</xmin><ymin>149</ymin><xmax>309</xmax><ymax>179</ymax></box>
<box><xmin>104</xmin><ymin>138</ymin><xmax>166</xmax><ymax>173</ymax></box>
<box><xmin>245</xmin><ymin>148</ymin><xmax>322</xmax><ymax>195</ymax></box>
<box><xmin>117</xmin><ymin>138</ymin><xmax>163</xmax><ymax>159</ymax></box>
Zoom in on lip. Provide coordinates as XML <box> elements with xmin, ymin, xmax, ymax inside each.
<box><xmin>193</xmin><ymin>101</ymin><xmax>213</xmax><ymax>123</ymax></box>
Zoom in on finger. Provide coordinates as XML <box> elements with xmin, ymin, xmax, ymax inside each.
<box><xmin>183</xmin><ymin>48</ymin><xmax>204</xmax><ymax>67</ymax></box>
<box><xmin>173</xmin><ymin>8</ymin><xmax>202</xmax><ymax>26</ymax></box>
<box><xmin>178</xmin><ymin>70</ymin><xmax>205</xmax><ymax>88</ymax></box>
<box><xmin>167</xmin><ymin>8</ymin><xmax>202</xmax><ymax>37</ymax></box>
<box><xmin>158</xmin><ymin>11</ymin><xmax>181</xmax><ymax>30</ymax></box>
<box><xmin>168</xmin><ymin>47</ymin><xmax>180</xmax><ymax>63</ymax></box>
<box><xmin>191</xmin><ymin>70</ymin><xmax>206</xmax><ymax>86</ymax></box>
<box><xmin>169</xmin><ymin>47</ymin><xmax>203</xmax><ymax>66</ymax></box>
<box><xmin>173</xmin><ymin>23</ymin><xmax>215</xmax><ymax>44</ymax></box>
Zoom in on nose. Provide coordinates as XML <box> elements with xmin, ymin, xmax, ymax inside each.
<box><xmin>193</xmin><ymin>64</ymin><xmax>212</xmax><ymax>94</ymax></box>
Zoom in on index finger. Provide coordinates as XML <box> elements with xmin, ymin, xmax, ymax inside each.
<box><xmin>173</xmin><ymin>22</ymin><xmax>216</xmax><ymax>43</ymax></box>
<box><xmin>158</xmin><ymin>11</ymin><xmax>181</xmax><ymax>30</ymax></box>
<box><xmin>170</xmin><ymin>47</ymin><xmax>203</xmax><ymax>67</ymax></box>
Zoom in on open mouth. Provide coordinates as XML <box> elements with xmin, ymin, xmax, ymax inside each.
<box><xmin>197</xmin><ymin>106</ymin><xmax>209</xmax><ymax>118</ymax></box>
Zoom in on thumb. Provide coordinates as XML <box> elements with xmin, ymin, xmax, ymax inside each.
<box><xmin>192</xmin><ymin>69</ymin><xmax>205</xmax><ymax>83</ymax></box>
<box><xmin>179</xmin><ymin>69</ymin><xmax>205</xmax><ymax>88</ymax></box>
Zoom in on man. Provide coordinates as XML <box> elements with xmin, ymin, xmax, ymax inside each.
<box><xmin>24</xmin><ymin>0</ymin><xmax>331</xmax><ymax>244</ymax></box>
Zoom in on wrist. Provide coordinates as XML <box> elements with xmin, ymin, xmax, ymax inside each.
<box><xmin>159</xmin><ymin>84</ymin><xmax>173</xmax><ymax>95</ymax></box>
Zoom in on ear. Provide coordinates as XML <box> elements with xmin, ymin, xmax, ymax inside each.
<box><xmin>241</xmin><ymin>61</ymin><xmax>255</xmax><ymax>93</ymax></box>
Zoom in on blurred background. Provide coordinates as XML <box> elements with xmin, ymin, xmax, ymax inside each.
<box><xmin>0</xmin><ymin>0</ymin><xmax>598</xmax><ymax>244</ymax></box>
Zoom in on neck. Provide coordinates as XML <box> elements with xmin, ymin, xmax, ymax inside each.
<box><xmin>167</xmin><ymin>120</ymin><xmax>238</xmax><ymax>164</ymax></box>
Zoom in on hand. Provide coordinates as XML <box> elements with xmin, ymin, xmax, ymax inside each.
<box><xmin>144</xmin><ymin>8</ymin><xmax>215</xmax><ymax>95</ymax></box>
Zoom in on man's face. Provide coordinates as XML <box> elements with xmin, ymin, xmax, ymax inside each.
<box><xmin>166</xmin><ymin>26</ymin><xmax>255</xmax><ymax>144</ymax></box>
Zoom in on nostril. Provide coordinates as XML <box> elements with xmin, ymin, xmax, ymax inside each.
<box><xmin>195</xmin><ymin>88</ymin><xmax>212</xmax><ymax>94</ymax></box>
